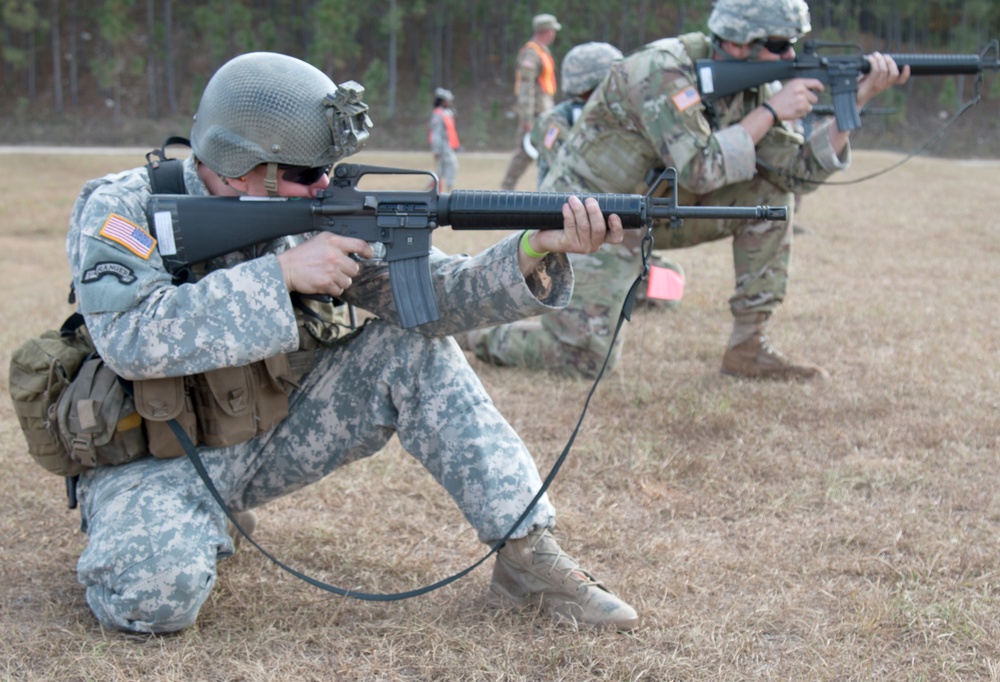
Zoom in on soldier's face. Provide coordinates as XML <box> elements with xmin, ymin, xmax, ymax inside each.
<box><xmin>235</xmin><ymin>163</ymin><xmax>332</xmax><ymax>198</ymax></box>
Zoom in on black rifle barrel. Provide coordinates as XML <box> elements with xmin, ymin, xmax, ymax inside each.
<box><xmin>862</xmin><ymin>52</ymin><xmax>999</xmax><ymax>76</ymax></box>
<box><xmin>438</xmin><ymin>190</ymin><xmax>784</xmax><ymax>229</ymax></box>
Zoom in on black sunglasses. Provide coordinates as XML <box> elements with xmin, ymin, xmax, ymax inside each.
<box><xmin>757</xmin><ymin>37</ymin><xmax>796</xmax><ymax>55</ymax></box>
<box><xmin>278</xmin><ymin>164</ymin><xmax>332</xmax><ymax>186</ymax></box>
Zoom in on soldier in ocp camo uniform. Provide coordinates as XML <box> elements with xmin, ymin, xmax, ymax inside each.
<box><xmin>500</xmin><ymin>13</ymin><xmax>561</xmax><ymax>190</ymax></box>
<box><xmin>531</xmin><ymin>42</ymin><xmax>623</xmax><ymax>188</ymax></box>
<box><xmin>66</xmin><ymin>52</ymin><xmax>640</xmax><ymax>633</ymax></box>
<box><xmin>533</xmin><ymin>0</ymin><xmax>909</xmax><ymax>380</ymax></box>
<box><xmin>462</xmin><ymin>41</ymin><xmax>686</xmax><ymax>380</ymax></box>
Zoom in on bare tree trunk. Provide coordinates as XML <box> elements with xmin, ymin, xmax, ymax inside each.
<box><xmin>28</xmin><ymin>30</ymin><xmax>37</xmax><ymax>101</ymax></box>
<box><xmin>147</xmin><ymin>0</ymin><xmax>159</xmax><ymax>118</ymax></box>
<box><xmin>387</xmin><ymin>0</ymin><xmax>397</xmax><ymax>119</ymax></box>
<box><xmin>69</xmin><ymin>0</ymin><xmax>78</xmax><ymax>108</ymax></box>
<box><xmin>443</xmin><ymin>10</ymin><xmax>452</xmax><ymax>89</ymax></box>
<box><xmin>467</xmin><ymin>0</ymin><xmax>479</xmax><ymax>90</ymax></box>
<box><xmin>164</xmin><ymin>0</ymin><xmax>177</xmax><ymax>115</ymax></box>
<box><xmin>51</xmin><ymin>0</ymin><xmax>63</xmax><ymax>113</ymax></box>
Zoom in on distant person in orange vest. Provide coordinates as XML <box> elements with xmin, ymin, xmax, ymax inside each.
<box><xmin>429</xmin><ymin>87</ymin><xmax>461</xmax><ymax>192</ymax></box>
<box><xmin>500</xmin><ymin>13</ymin><xmax>560</xmax><ymax>190</ymax></box>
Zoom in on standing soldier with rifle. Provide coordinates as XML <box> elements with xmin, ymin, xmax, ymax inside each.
<box><xmin>62</xmin><ymin>51</ymin><xmax>646</xmax><ymax>633</ymax></box>
<box><xmin>485</xmin><ymin>0</ymin><xmax>909</xmax><ymax>380</ymax></box>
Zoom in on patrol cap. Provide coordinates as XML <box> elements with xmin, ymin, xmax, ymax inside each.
<box><xmin>532</xmin><ymin>13</ymin><xmax>562</xmax><ymax>32</ymax></box>
<box><xmin>434</xmin><ymin>87</ymin><xmax>454</xmax><ymax>102</ymax></box>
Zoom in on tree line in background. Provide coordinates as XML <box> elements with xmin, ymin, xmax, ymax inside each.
<box><xmin>2</xmin><ymin>0</ymin><xmax>999</xmax><ymax>149</ymax></box>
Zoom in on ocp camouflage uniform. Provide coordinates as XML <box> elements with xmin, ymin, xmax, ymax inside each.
<box><xmin>527</xmin><ymin>33</ymin><xmax>848</xmax><ymax>376</ymax></box>
<box><xmin>501</xmin><ymin>41</ymin><xmax>557</xmax><ymax>190</ymax></box>
<box><xmin>469</xmin><ymin>94</ymin><xmax>685</xmax><ymax>380</ymax></box>
<box><xmin>69</xmin><ymin>156</ymin><xmax>572</xmax><ymax>633</ymax></box>
<box><xmin>531</xmin><ymin>99</ymin><xmax>579</xmax><ymax>188</ymax></box>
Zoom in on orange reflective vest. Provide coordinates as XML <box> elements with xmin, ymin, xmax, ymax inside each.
<box><xmin>515</xmin><ymin>41</ymin><xmax>557</xmax><ymax>96</ymax></box>
<box><xmin>428</xmin><ymin>107</ymin><xmax>461</xmax><ymax>150</ymax></box>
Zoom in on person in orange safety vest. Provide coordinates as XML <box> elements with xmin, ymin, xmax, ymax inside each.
<box><xmin>500</xmin><ymin>13</ymin><xmax>561</xmax><ymax>190</ymax></box>
<box><xmin>428</xmin><ymin>87</ymin><xmax>462</xmax><ymax>193</ymax></box>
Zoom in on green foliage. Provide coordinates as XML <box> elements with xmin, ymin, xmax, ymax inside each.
<box><xmin>938</xmin><ymin>75</ymin><xmax>958</xmax><ymax>109</ymax></box>
<box><xmin>2</xmin><ymin>0</ymin><xmax>39</xmax><ymax>33</ymax></box>
<box><xmin>1</xmin><ymin>0</ymin><xmax>999</xmax><ymax>145</ymax></box>
<box><xmin>308</xmin><ymin>0</ymin><xmax>361</xmax><ymax>71</ymax></box>
<box><xmin>361</xmin><ymin>57</ymin><xmax>387</xmax><ymax>111</ymax></box>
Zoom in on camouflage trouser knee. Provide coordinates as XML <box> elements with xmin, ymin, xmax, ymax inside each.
<box><xmin>654</xmin><ymin>178</ymin><xmax>793</xmax><ymax>316</ymax></box>
<box><xmin>76</xmin><ymin>319</ymin><xmax>555</xmax><ymax>633</ymax></box>
<box><xmin>468</xmin><ymin>245</ymin><xmax>643</xmax><ymax>379</ymax></box>
<box><xmin>437</xmin><ymin>148</ymin><xmax>458</xmax><ymax>191</ymax></box>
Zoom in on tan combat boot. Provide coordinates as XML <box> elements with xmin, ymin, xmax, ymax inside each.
<box><xmin>488</xmin><ymin>527</ymin><xmax>639</xmax><ymax>630</ymax></box>
<box><xmin>721</xmin><ymin>313</ymin><xmax>829</xmax><ymax>380</ymax></box>
<box><xmin>226</xmin><ymin>510</ymin><xmax>259</xmax><ymax>549</ymax></box>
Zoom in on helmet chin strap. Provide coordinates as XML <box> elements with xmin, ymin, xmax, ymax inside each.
<box><xmin>264</xmin><ymin>162</ymin><xmax>280</xmax><ymax>197</ymax></box>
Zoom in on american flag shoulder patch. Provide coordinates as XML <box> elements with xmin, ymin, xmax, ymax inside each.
<box><xmin>99</xmin><ymin>213</ymin><xmax>157</xmax><ymax>259</ymax></box>
<box><xmin>671</xmin><ymin>86</ymin><xmax>702</xmax><ymax>113</ymax></box>
<box><xmin>543</xmin><ymin>126</ymin><xmax>560</xmax><ymax>150</ymax></box>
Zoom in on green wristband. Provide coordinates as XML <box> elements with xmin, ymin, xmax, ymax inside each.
<box><xmin>520</xmin><ymin>230</ymin><xmax>550</xmax><ymax>259</ymax></box>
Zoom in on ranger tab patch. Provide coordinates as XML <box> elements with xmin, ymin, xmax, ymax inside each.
<box><xmin>671</xmin><ymin>86</ymin><xmax>702</xmax><ymax>113</ymax></box>
<box><xmin>82</xmin><ymin>261</ymin><xmax>138</xmax><ymax>285</ymax></box>
<box><xmin>99</xmin><ymin>213</ymin><xmax>156</xmax><ymax>259</ymax></box>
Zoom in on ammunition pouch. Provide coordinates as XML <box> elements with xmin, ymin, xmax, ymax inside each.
<box><xmin>10</xmin><ymin>314</ymin><xmax>298</xmax><ymax>472</ymax></box>
<box><xmin>135</xmin><ymin>356</ymin><xmax>294</xmax><ymax>459</ymax></box>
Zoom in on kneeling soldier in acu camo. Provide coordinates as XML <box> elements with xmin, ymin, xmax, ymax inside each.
<box><xmin>66</xmin><ymin>51</ymin><xmax>640</xmax><ymax>632</ymax></box>
<box><xmin>506</xmin><ymin>0</ymin><xmax>909</xmax><ymax>380</ymax></box>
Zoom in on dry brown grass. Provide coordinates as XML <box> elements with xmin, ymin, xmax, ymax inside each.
<box><xmin>2</xmin><ymin>147</ymin><xmax>1000</xmax><ymax>681</ymax></box>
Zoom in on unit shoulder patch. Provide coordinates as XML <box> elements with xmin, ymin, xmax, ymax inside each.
<box><xmin>82</xmin><ymin>261</ymin><xmax>138</xmax><ymax>285</ymax></box>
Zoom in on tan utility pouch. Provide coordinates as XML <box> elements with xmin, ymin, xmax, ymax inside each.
<box><xmin>8</xmin><ymin>325</ymin><xmax>95</xmax><ymax>476</ymax></box>
<box><xmin>134</xmin><ymin>375</ymin><xmax>198</xmax><ymax>459</ymax></box>
<box><xmin>55</xmin><ymin>357</ymin><xmax>148</xmax><ymax>467</ymax></box>
<box><xmin>134</xmin><ymin>355</ymin><xmax>292</xmax><ymax>458</ymax></box>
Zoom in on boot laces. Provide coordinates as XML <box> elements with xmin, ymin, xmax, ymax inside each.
<box><xmin>529</xmin><ymin>530</ymin><xmax>600</xmax><ymax>588</ymax></box>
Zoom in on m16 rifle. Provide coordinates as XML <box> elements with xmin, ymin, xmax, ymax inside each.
<box><xmin>148</xmin><ymin>165</ymin><xmax>786</xmax><ymax>328</ymax></box>
<box><xmin>696</xmin><ymin>40</ymin><xmax>1000</xmax><ymax>131</ymax></box>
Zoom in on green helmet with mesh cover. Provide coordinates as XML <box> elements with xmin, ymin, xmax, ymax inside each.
<box><xmin>707</xmin><ymin>0</ymin><xmax>811</xmax><ymax>44</ymax></box>
<box><xmin>560</xmin><ymin>42</ymin><xmax>623</xmax><ymax>97</ymax></box>
<box><xmin>190</xmin><ymin>52</ymin><xmax>373</xmax><ymax>179</ymax></box>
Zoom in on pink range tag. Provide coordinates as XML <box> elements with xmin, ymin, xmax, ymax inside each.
<box><xmin>646</xmin><ymin>264</ymin><xmax>685</xmax><ymax>301</ymax></box>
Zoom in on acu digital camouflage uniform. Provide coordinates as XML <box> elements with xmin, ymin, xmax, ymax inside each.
<box><xmin>529</xmin><ymin>29</ymin><xmax>850</xmax><ymax>378</ymax></box>
<box><xmin>429</xmin><ymin>87</ymin><xmax>460</xmax><ymax>192</ymax></box>
<box><xmin>68</xmin><ymin>154</ymin><xmax>579</xmax><ymax>633</ymax></box>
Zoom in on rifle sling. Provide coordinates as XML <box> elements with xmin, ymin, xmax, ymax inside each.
<box><xmin>136</xmin><ymin>267</ymin><xmax>644</xmax><ymax>602</ymax></box>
